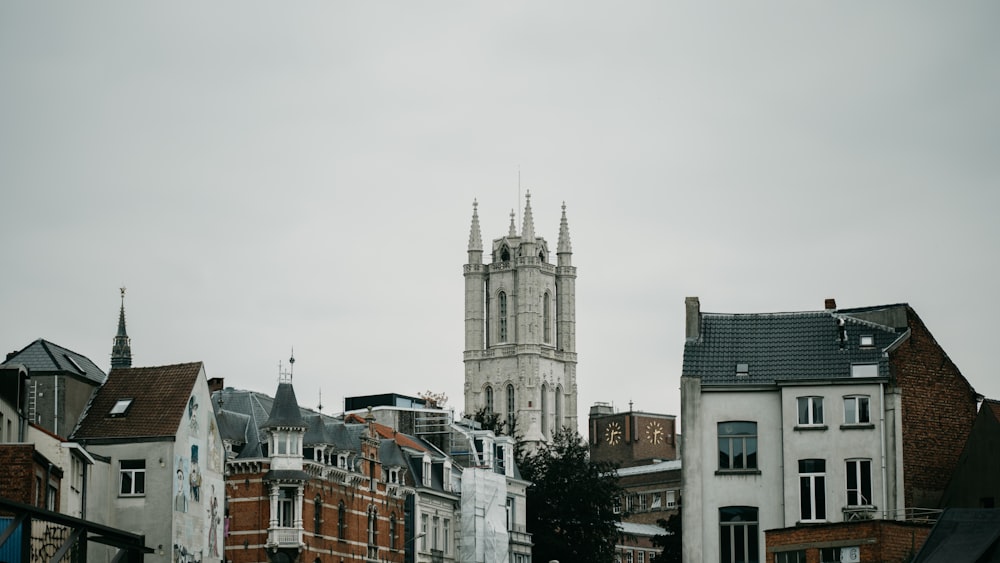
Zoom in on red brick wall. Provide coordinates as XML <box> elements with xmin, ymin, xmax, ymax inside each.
<box><xmin>894</xmin><ymin>308</ymin><xmax>979</xmax><ymax>508</ymax></box>
<box><xmin>0</xmin><ymin>444</ymin><xmax>37</xmax><ymax>506</ymax></box>
<box><xmin>766</xmin><ymin>520</ymin><xmax>931</xmax><ymax>563</ymax></box>
<box><xmin>225</xmin><ymin>466</ymin><xmax>407</xmax><ymax>563</ymax></box>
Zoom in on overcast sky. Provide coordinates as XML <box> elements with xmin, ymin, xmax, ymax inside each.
<box><xmin>2</xmin><ymin>2</ymin><xmax>998</xmax><ymax>435</ymax></box>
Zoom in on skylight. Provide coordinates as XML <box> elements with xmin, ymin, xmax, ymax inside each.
<box><xmin>63</xmin><ymin>354</ymin><xmax>86</xmax><ymax>375</ymax></box>
<box><xmin>110</xmin><ymin>398</ymin><xmax>134</xmax><ymax>417</ymax></box>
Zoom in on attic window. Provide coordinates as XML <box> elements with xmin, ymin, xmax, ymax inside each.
<box><xmin>859</xmin><ymin>335</ymin><xmax>875</xmax><ymax>348</ymax></box>
<box><xmin>736</xmin><ymin>364</ymin><xmax>749</xmax><ymax>377</ymax></box>
<box><xmin>109</xmin><ymin>398</ymin><xmax>134</xmax><ymax>417</ymax></box>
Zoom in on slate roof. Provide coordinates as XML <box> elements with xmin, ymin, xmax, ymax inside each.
<box><xmin>914</xmin><ymin>508</ymin><xmax>1000</xmax><ymax>563</ymax></box>
<box><xmin>683</xmin><ymin>310</ymin><xmax>903</xmax><ymax>385</ymax></box>
<box><xmin>264</xmin><ymin>382</ymin><xmax>306</xmax><ymax>429</ymax></box>
<box><xmin>71</xmin><ymin>362</ymin><xmax>203</xmax><ymax>441</ymax></box>
<box><xmin>2</xmin><ymin>339</ymin><xmax>106</xmax><ymax>385</ymax></box>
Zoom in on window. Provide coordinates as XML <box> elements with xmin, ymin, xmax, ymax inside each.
<box><xmin>625</xmin><ymin>494</ymin><xmax>636</xmax><ymax>513</ymax></box>
<box><xmin>851</xmin><ymin>364</ymin><xmax>878</xmax><ymax>378</ymax></box>
<box><xmin>719</xmin><ymin>506</ymin><xmax>758</xmax><ymax>563</ymax></box>
<box><xmin>277</xmin><ymin>487</ymin><xmax>295</xmax><ymax>527</ymax></box>
<box><xmin>422</xmin><ymin>455</ymin><xmax>432</xmax><ymax>487</ymax></box>
<box><xmin>844</xmin><ymin>396</ymin><xmax>871</xmax><ymax>425</ymax></box>
<box><xmin>799</xmin><ymin>459</ymin><xmax>826</xmax><ymax>522</ymax></box>
<box><xmin>775</xmin><ymin>551</ymin><xmax>806</xmax><ymax>563</ymax></box>
<box><xmin>718</xmin><ymin>422</ymin><xmax>758</xmax><ymax>470</ymax></box>
<box><xmin>627</xmin><ymin>551</ymin><xmax>634</xmax><ymax>563</ymax></box>
<box><xmin>651</xmin><ymin>492</ymin><xmax>662</xmax><ymax>509</ymax></box>
<box><xmin>846</xmin><ymin>459</ymin><xmax>873</xmax><ymax>506</ymax></box>
<box><xmin>506</xmin><ymin>497</ymin><xmax>514</xmax><ymax>530</ymax></box>
<box><xmin>443</xmin><ymin>518</ymin><xmax>451</xmax><ymax>554</ymax></box>
<box><xmin>543</xmin><ymin>291</ymin><xmax>552</xmax><ymax>343</ymax></box>
<box><xmin>667</xmin><ymin>490</ymin><xmax>677</xmax><ymax>508</ymax></box>
<box><xmin>390</xmin><ymin>514</ymin><xmax>398</xmax><ymax>550</ymax></box>
<box><xmin>433</xmin><ymin>516</ymin><xmax>440</xmax><ymax>550</ymax></box>
<box><xmin>337</xmin><ymin>501</ymin><xmax>346</xmax><ymax>540</ymax></box>
<box><xmin>485</xmin><ymin>385</ymin><xmax>494</xmax><ymax>414</ymax></box>
<box><xmin>507</xmin><ymin>384</ymin><xmax>516</xmax><ymax>432</ymax></box>
<box><xmin>820</xmin><ymin>547</ymin><xmax>841</xmax><ymax>563</ymax></box>
<box><xmin>498</xmin><ymin>292</ymin><xmax>508</xmax><ymax>342</ymax></box>
<box><xmin>639</xmin><ymin>493</ymin><xmax>648</xmax><ymax>512</ymax></box>
<box><xmin>337</xmin><ymin>452</ymin><xmax>349</xmax><ymax>469</ymax></box>
<box><xmin>119</xmin><ymin>460</ymin><xmax>145</xmax><ymax>496</ymax></box>
<box><xmin>367</xmin><ymin>506</ymin><xmax>378</xmax><ymax>546</ymax></box>
<box><xmin>314</xmin><ymin>495</ymin><xmax>323</xmax><ymax>534</ymax></box>
<box><xmin>859</xmin><ymin>335</ymin><xmax>875</xmax><ymax>348</ymax></box>
<box><xmin>638</xmin><ymin>551</ymin><xmax>645</xmax><ymax>563</ymax></box>
<box><xmin>109</xmin><ymin>398</ymin><xmax>133</xmax><ymax>417</ymax></box>
<box><xmin>797</xmin><ymin>397</ymin><xmax>824</xmax><ymax>426</ymax></box>
<box><xmin>421</xmin><ymin>514</ymin><xmax>428</xmax><ymax>551</ymax></box>
<box><xmin>613</xmin><ymin>497</ymin><xmax>622</xmax><ymax>514</ymax></box>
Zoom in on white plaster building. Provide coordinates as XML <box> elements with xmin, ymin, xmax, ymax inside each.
<box><xmin>463</xmin><ymin>193</ymin><xmax>578</xmax><ymax>448</ymax></box>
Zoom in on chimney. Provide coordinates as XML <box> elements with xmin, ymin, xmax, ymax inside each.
<box><xmin>208</xmin><ymin>377</ymin><xmax>225</xmax><ymax>394</ymax></box>
<box><xmin>685</xmin><ymin>297</ymin><xmax>701</xmax><ymax>340</ymax></box>
<box><xmin>825</xmin><ymin>298</ymin><xmax>837</xmax><ymax>310</ymax></box>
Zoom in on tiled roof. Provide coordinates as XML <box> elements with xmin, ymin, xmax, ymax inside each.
<box><xmin>618</xmin><ymin>521</ymin><xmax>666</xmax><ymax>538</ymax></box>
<box><xmin>983</xmin><ymin>399</ymin><xmax>1000</xmax><ymax>421</ymax></box>
<box><xmin>264</xmin><ymin>382</ymin><xmax>305</xmax><ymax>429</ymax></box>
<box><xmin>2</xmin><ymin>339</ymin><xmax>106</xmax><ymax>385</ymax></box>
<box><xmin>71</xmin><ymin>362</ymin><xmax>203</xmax><ymax>441</ymax></box>
<box><xmin>683</xmin><ymin>310</ymin><xmax>902</xmax><ymax>385</ymax></box>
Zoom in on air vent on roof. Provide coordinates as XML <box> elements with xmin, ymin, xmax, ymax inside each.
<box><xmin>736</xmin><ymin>363</ymin><xmax>749</xmax><ymax>377</ymax></box>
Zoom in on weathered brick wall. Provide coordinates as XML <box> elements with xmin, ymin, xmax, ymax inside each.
<box><xmin>0</xmin><ymin>445</ymin><xmax>40</xmax><ymax>506</ymax></box>
<box><xmin>894</xmin><ymin>308</ymin><xmax>979</xmax><ymax>508</ymax></box>
<box><xmin>767</xmin><ymin>520</ymin><xmax>931</xmax><ymax>563</ymax></box>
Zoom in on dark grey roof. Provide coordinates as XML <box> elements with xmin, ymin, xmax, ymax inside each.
<box><xmin>379</xmin><ymin>440</ymin><xmax>409</xmax><ymax>468</ymax></box>
<box><xmin>304</xmin><ymin>414</ymin><xmax>337</xmax><ymax>446</ymax></box>
<box><xmin>2</xmin><ymin>339</ymin><xmax>106</xmax><ymax>385</ymax></box>
<box><xmin>263</xmin><ymin>382</ymin><xmax>305</xmax><ymax>429</ymax></box>
<box><xmin>683</xmin><ymin>310</ymin><xmax>902</xmax><ymax>385</ymax></box>
<box><xmin>216</xmin><ymin>409</ymin><xmax>252</xmax><ymax>445</ymax></box>
<box><xmin>264</xmin><ymin>469</ymin><xmax>311</xmax><ymax>482</ymax></box>
<box><xmin>914</xmin><ymin>508</ymin><xmax>1000</xmax><ymax>563</ymax></box>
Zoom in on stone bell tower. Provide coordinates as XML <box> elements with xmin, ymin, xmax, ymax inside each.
<box><xmin>463</xmin><ymin>192</ymin><xmax>577</xmax><ymax>449</ymax></box>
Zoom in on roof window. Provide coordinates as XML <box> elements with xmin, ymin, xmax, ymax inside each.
<box><xmin>109</xmin><ymin>398</ymin><xmax>134</xmax><ymax>417</ymax></box>
<box><xmin>64</xmin><ymin>354</ymin><xmax>86</xmax><ymax>375</ymax></box>
<box><xmin>859</xmin><ymin>335</ymin><xmax>875</xmax><ymax>348</ymax></box>
<box><xmin>736</xmin><ymin>363</ymin><xmax>749</xmax><ymax>377</ymax></box>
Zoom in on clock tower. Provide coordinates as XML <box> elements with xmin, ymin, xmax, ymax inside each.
<box><xmin>588</xmin><ymin>403</ymin><xmax>678</xmax><ymax>468</ymax></box>
<box><xmin>463</xmin><ymin>192</ymin><xmax>578</xmax><ymax>450</ymax></box>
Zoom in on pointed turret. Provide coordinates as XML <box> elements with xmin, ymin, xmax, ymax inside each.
<box><xmin>468</xmin><ymin>199</ymin><xmax>483</xmax><ymax>265</ymax></box>
<box><xmin>508</xmin><ymin>209</ymin><xmax>517</xmax><ymax>237</ymax></box>
<box><xmin>557</xmin><ymin>201</ymin><xmax>573</xmax><ymax>267</ymax></box>
<box><xmin>111</xmin><ymin>287</ymin><xmax>132</xmax><ymax>369</ymax></box>
<box><xmin>521</xmin><ymin>191</ymin><xmax>536</xmax><ymax>243</ymax></box>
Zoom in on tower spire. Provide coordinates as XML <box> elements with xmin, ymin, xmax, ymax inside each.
<box><xmin>521</xmin><ymin>190</ymin><xmax>535</xmax><ymax>242</ymax></box>
<box><xmin>468</xmin><ymin>199</ymin><xmax>483</xmax><ymax>254</ymax></box>
<box><xmin>111</xmin><ymin>286</ymin><xmax>132</xmax><ymax>369</ymax></box>
<box><xmin>557</xmin><ymin>201</ymin><xmax>573</xmax><ymax>261</ymax></box>
<box><xmin>508</xmin><ymin>209</ymin><xmax>517</xmax><ymax>237</ymax></box>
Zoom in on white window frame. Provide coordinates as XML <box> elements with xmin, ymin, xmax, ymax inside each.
<box><xmin>846</xmin><ymin>459</ymin><xmax>873</xmax><ymax>507</ymax></box>
<box><xmin>796</xmin><ymin>396</ymin><xmax>824</xmax><ymax>426</ymax></box>
<box><xmin>844</xmin><ymin>395</ymin><xmax>871</xmax><ymax>425</ymax></box>
<box><xmin>119</xmin><ymin>460</ymin><xmax>145</xmax><ymax>497</ymax></box>
<box><xmin>798</xmin><ymin>459</ymin><xmax>826</xmax><ymax>522</ymax></box>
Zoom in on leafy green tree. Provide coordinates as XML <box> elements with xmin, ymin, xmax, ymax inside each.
<box><xmin>651</xmin><ymin>509</ymin><xmax>682</xmax><ymax>563</ymax></box>
<box><xmin>520</xmin><ymin>427</ymin><xmax>624</xmax><ymax>563</ymax></box>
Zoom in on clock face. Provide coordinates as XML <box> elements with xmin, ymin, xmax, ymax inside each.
<box><xmin>645</xmin><ymin>421</ymin><xmax>665</xmax><ymax>444</ymax></box>
<box><xmin>604</xmin><ymin>421</ymin><xmax>622</xmax><ymax>445</ymax></box>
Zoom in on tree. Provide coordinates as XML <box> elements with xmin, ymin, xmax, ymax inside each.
<box><xmin>520</xmin><ymin>427</ymin><xmax>624</xmax><ymax>563</ymax></box>
<box><xmin>651</xmin><ymin>508</ymin><xmax>682</xmax><ymax>563</ymax></box>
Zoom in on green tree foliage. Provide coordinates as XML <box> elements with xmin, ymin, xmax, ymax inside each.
<box><xmin>520</xmin><ymin>427</ymin><xmax>624</xmax><ymax>563</ymax></box>
<box><xmin>651</xmin><ymin>509</ymin><xmax>682</xmax><ymax>563</ymax></box>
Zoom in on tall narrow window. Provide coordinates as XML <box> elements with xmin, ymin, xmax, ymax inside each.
<box><xmin>554</xmin><ymin>385</ymin><xmax>563</xmax><ymax>432</ymax></box>
<box><xmin>485</xmin><ymin>385</ymin><xmax>494</xmax><ymax>414</ymax></box>
<box><xmin>507</xmin><ymin>384</ymin><xmax>515</xmax><ymax>433</ymax></box>
<box><xmin>421</xmin><ymin>514</ymin><xmax>429</xmax><ymax>551</ymax></box>
<box><xmin>543</xmin><ymin>291</ymin><xmax>552</xmax><ymax>343</ymax></box>
<box><xmin>367</xmin><ymin>505</ymin><xmax>378</xmax><ymax>546</ymax></box>
<box><xmin>540</xmin><ymin>383</ymin><xmax>549</xmax><ymax>439</ymax></box>
<box><xmin>390</xmin><ymin>514</ymin><xmax>397</xmax><ymax>550</ymax></box>
<box><xmin>719</xmin><ymin>506</ymin><xmax>758</xmax><ymax>563</ymax></box>
<box><xmin>277</xmin><ymin>487</ymin><xmax>295</xmax><ymax>527</ymax></box>
<box><xmin>797</xmin><ymin>397</ymin><xmax>824</xmax><ymax>426</ymax></box>
<box><xmin>338</xmin><ymin>501</ymin><xmax>346</xmax><ymax>540</ymax></box>
<box><xmin>498</xmin><ymin>291</ymin><xmax>508</xmax><ymax>342</ymax></box>
<box><xmin>718</xmin><ymin>422</ymin><xmax>758</xmax><ymax>470</ymax></box>
<box><xmin>844</xmin><ymin>396</ymin><xmax>871</xmax><ymax>425</ymax></box>
<box><xmin>799</xmin><ymin>459</ymin><xmax>826</xmax><ymax>522</ymax></box>
<box><xmin>443</xmin><ymin>519</ymin><xmax>451</xmax><ymax>554</ymax></box>
<box><xmin>846</xmin><ymin>459</ymin><xmax>873</xmax><ymax>507</ymax></box>
<box><xmin>314</xmin><ymin>495</ymin><xmax>323</xmax><ymax>534</ymax></box>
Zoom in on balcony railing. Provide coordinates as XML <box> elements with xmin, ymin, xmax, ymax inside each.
<box><xmin>268</xmin><ymin>526</ymin><xmax>302</xmax><ymax>547</ymax></box>
<box><xmin>842</xmin><ymin>506</ymin><xmax>943</xmax><ymax>523</ymax></box>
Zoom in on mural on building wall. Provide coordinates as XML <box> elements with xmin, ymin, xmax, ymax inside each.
<box><xmin>174</xmin><ymin>456</ymin><xmax>189</xmax><ymax>513</ymax></box>
<box><xmin>190</xmin><ymin>444</ymin><xmax>202</xmax><ymax>503</ymax></box>
<box><xmin>208</xmin><ymin>418</ymin><xmax>222</xmax><ymax>473</ymax></box>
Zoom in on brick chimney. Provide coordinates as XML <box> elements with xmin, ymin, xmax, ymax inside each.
<box><xmin>685</xmin><ymin>296</ymin><xmax>701</xmax><ymax>340</ymax></box>
<box><xmin>825</xmin><ymin>298</ymin><xmax>837</xmax><ymax>310</ymax></box>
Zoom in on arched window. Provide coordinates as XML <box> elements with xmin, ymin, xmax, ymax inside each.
<box><xmin>543</xmin><ymin>291</ymin><xmax>552</xmax><ymax>344</ymax></box>
<box><xmin>367</xmin><ymin>505</ymin><xmax>378</xmax><ymax>546</ymax></box>
<box><xmin>540</xmin><ymin>383</ymin><xmax>549</xmax><ymax>439</ymax></box>
<box><xmin>506</xmin><ymin>384</ymin><xmax>516</xmax><ymax>434</ymax></box>
<box><xmin>485</xmin><ymin>385</ymin><xmax>494</xmax><ymax>414</ymax></box>
<box><xmin>390</xmin><ymin>513</ymin><xmax>398</xmax><ymax>550</ymax></box>
<box><xmin>314</xmin><ymin>494</ymin><xmax>322</xmax><ymax>535</ymax></box>
<box><xmin>498</xmin><ymin>291</ymin><xmax>508</xmax><ymax>342</ymax></box>
<box><xmin>337</xmin><ymin>501</ymin><xmax>346</xmax><ymax>540</ymax></box>
<box><xmin>555</xmin><ymin>385</ymin><xmax>563</xmax><ymax>432</ymax></box>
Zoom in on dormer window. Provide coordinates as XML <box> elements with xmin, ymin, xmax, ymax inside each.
<box><xmin>422</xmin><ymin>454</ymin><xmax>432</xmax><ymax>487</ymax></box>
<box><xmin>109</xmin><ymin>398</ymin><xmax>134</xmax><ymax>417</ymax></box>
<box><xmin>859</xmin><ymin>335</ymin><xmax>875</xmax><ymax>348</ymax></box>
<box><xmin>337</xmin><ymin>453</ymin><xmax>349</xmax><ymax>469</ymax></box>
<box><xmin>386</xmin><ymin>467</ymin><xmax>400</xmax><ymax>484</ymax></box>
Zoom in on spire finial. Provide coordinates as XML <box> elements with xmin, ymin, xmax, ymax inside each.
<box><xmin>521</xmin><ymin>190</ymin><xmax>535</xmax><ymax>242</ymax></box>
<box><xmin>318</xmin><ymin>388</ymin><xmax>323</xmax><ymax>412</ymax></box>
<box><xmin>468</xmin><ymin>199</ymin><xmax>483</xmax><ymax>253</ymax></box>
<box><xmin>557</xmin><ymin>201</ymin><xmax>573</xmax><ymax>260</ymax></box>
<box><xmin>508</xmin><ymin>209</ymin><xmax>517</xmax><ymax>237</ymax></box>
<box><xmin>111</xmin><ymin>286</ymin><xmax>133</xmax><ymax>369</ymax></box>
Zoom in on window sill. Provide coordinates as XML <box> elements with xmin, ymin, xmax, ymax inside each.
<box><xmin>840</xmin><ymin>423</ymin><xmax>876</xmax><ymax>430</ymax></box>
<box><xmin>794</xmin><ymin>425</ymin><xmax>828</xmax><ymax>431</ymax></box>
<box><xmin>715</xmin><ymin>469</ymin><xmax>762</xmax><ymax>476</ymax></box>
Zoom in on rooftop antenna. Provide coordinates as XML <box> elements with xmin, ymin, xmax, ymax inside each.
<box><xmin>288</xmin><ymin>347</ymin><xmax>295</xmax><ymax>381</ymax></box>
<box><xmin>517</xmin><ymin>166</ymin><xmax>522</xmax><ymax>233</ymax></box>
<box><xmin>318</xmin><ymin>388</ymin><xmax>323</xmax><ymax>413</ymax></box>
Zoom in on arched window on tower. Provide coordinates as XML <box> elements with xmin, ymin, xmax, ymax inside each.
<box><xmin>498</xmin><ymin>291</ymin><xmax>508</xmax><ymax>342</ymax></box>
<box><xmin>555</xmin><ymin>385</ymin><xmax>564</xmax><ymax>433</ymax></box>
<box><xmin>507</xmin><ymin>384</ymin><xmax>515</xmax><ymax>433</ymax></box>
<box><xmin>390</xmin><ymin>513</ymin><xmax>398</xmax><ymax>550</ymax></box>
<box><xmin>543</xmin><ymin>291</ymin><xmax>552</xmax><ymax>344</ymax></box>
<box><xmin>540</xmin><ymin>383</ymin><xmax>549</xmax><ymax>439</ymax></box>
<box><xmin>314</xmin><ymin>494</ymin><xmax>323</xmax><ymax>535</ymax></box>
<box><xmin>485</xmin><ymin>385</ymin><xmax>494</xmax><ymax>414</ymax></box>
<box><xmin>337</xmin><ymin>501</ymin><xmax>346</xmax><ymax>540</ymax></box>
<box><xmin>367</xmin><ymin>505</ymin><xmax>379</xmax><ymax>551</ymax></box>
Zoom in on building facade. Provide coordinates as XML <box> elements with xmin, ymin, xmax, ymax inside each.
<box><xmin>463</xmin><ymin>194</ymin><xmax>577</xmax><ymax>448</ymax></box>
<box><xmin>681</xmin><ymin>298</ymin><xmax>978</xmax><ymax>563</ymax></box>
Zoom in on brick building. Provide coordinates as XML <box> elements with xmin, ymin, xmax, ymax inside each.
<box><xmin>216</xmin><ymin>375</ymin><xmax>411</xmax><ymax>563</ymax></box>
<box><xmin>681</xmin><ymin>298</ymin><xmax>979</xmax><ymax>563</ymax></box>
<box><xmin>766</xmin><ymin>519</ymin><xmax>932</xmax><ymax>563</ymax></box>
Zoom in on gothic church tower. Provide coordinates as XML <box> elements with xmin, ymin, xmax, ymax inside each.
<box><xmin>464</xmin><ymin>192</ymin><xmax>577</xmax><ymax>449</ymax></box>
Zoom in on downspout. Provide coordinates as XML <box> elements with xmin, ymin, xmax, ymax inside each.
<box><xmin>880</xmin><ymin>382</ymin><xmax>888</xmax><ymax>517</ymax></box>
<box><xmin>54</xmin><ymin>376</ymin><xmax>59</xmax><ymax>436</ymax></box>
